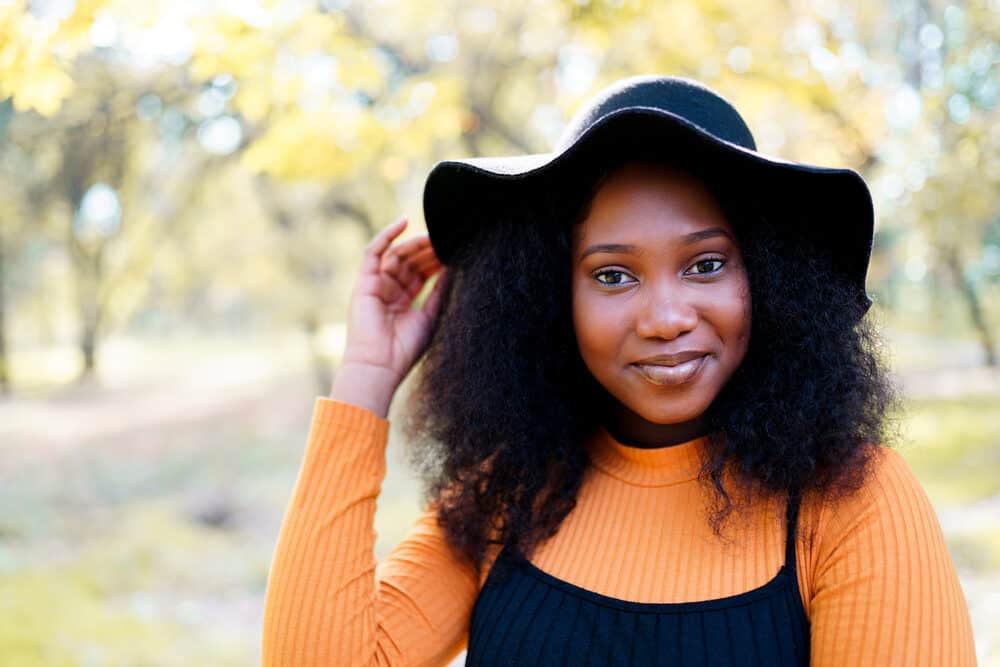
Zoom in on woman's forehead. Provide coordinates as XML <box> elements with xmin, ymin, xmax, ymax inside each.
<box><xmin>571</xmin><ymin>161</ymin><xmax>735</xmax><ymax>246</ymax></box>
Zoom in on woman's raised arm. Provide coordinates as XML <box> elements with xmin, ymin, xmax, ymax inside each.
<box><xmin>261</xmin><ymin>396</ymin><xmax>479</xmax><ymax>666</ymax></box>
<box><xmin>262</xmin><ymin>218</ymin><xmax>472</xmax><ymax>665</ymax></box>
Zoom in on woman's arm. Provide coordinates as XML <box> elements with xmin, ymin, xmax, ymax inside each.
<box><xmin>808</xmin><ymin>447</ymin><xmax>977</xmax><ymax>666</ymax></box>
<box><xmin>261</xmin><ymin>396</ymin><xmax>479</xmax><ymax>667</ymax></box>
<box><xmin>261</xmin><ymin>215</ymin><xmax>463</xmax><ymax>664</ymax></box>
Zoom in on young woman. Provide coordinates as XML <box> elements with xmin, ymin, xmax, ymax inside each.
<box><xmin>261</xmin><ymin>76</ymin><xmax>977</xmax><ymax>666</ymax></box>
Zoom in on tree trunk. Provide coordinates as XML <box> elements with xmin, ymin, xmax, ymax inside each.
<box><xmin>0</xmin><ymin>231</ymin><xmax>8</xmax><ymax>396</ymax></box>
<box><xmin>74</xmin><ymin>242</ymin><xmax>106</xmax><ymax>383</ymax></box>
<box><xmin>943</xmin><ymin>246</ymin><xmax>997</xmax><ymax>367</ymax></box>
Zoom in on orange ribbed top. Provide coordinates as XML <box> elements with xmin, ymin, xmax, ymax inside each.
<box><xmin>261</xmin><ymin>397</ymin><xmax>977</xmax><ymax>666</ymax></box>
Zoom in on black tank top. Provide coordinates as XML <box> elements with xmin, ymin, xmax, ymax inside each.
<box><xmin>465</xmin><ymin>491</ymin><xmax>809</xmax><ymax>666</ymax></box>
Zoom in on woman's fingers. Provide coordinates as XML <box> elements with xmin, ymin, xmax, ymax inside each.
<box><xmin>408</xmin><ymin>247</ymin><xmax>443</xmax><ymax>276</ymax></box>
<box><xmin>359</xmin><ymin>218</ymin><xmax>444</xmax><ymax>307</ymax></box>
<box><xmin>380</xmin><ymin>252</ymin><xmax>420</xmax><ymax>299</ymax></box>
<box><xmin>405</xmin><ymin>250</ymin><xmax>444</xmax><ymax>298</ymax></box>
<box><xmin>382</xmin><ymin>234</ymin><xmax>433</xmax><ymax>264</ymax></box>
<box><xmin>379</xmin><ymin>255</ymin><xmax>431</xmax><ymax>304</ymax></box>
<box><xmin>380</xmin><ymin>235</ymin><xmax>442</xmax><ymax>295</ymax></box>
<box><xmin>380</xmin><ymin>236</ymin><xmax>437</xmax><ymax>276</ymax></box>
<box><xmin>361</xmin><ymin>217</ymin><xmax>408</xmax><ymax>276</ymax></box>
<box><xmin>390</xmin><ymin>247</ymin><xmax>439</xmax><ymax>285</ymax></box>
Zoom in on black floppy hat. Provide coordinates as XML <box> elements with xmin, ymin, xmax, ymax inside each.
<box><xmin>422</xmin><ymin>74</ymin><xmax>875</xmax><ymax>315</ymax></box>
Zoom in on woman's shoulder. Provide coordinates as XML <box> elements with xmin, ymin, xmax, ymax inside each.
<box><xmin>802</xmin><ymin>443</ymin><xmax>942</xmax><ymax>556</ymax></box>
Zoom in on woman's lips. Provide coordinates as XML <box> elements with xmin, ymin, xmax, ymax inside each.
<box><xmin>631</xmin><ymin>355</ymin><xmax>708</xmax><ymax>386</ymax></box>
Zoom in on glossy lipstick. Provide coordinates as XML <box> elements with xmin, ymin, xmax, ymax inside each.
<box><xmin>631</xmin><ymin>353</ymin><xmax>708</xmax><ymax>386</ymax></box>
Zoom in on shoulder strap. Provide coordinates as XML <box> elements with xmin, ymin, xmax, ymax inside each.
<box><xmin>784</xmin><ymin>487</ymin><xmax>802</xmax><ymax>573</ymax></box>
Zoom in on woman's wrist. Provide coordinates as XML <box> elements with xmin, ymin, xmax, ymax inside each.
<box><xmin>328</xmin><ymin>361</ymin><xmax>399</xmax><ymax>419</ymax></box>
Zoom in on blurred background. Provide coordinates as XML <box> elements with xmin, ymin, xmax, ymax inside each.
<box><xmin>1</xmin><ymin>0</ymin><xmax>997</xmax><ymax>664</ymax></box>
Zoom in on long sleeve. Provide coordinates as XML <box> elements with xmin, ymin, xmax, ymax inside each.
<box><xmin>808</xmin><ymin>447</ymin><xmax>977</xmax><ymax>666</ymax></box>
<box><xmin>261</xmin><ymin>397</ymin><xmax>480</xmax><ymax>667</ymax></box>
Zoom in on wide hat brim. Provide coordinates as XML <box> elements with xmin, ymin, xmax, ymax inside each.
<box><xmin>423</xmin><ymin>105</ymin><xmax>875</xmax><ymax>315</ymax></box>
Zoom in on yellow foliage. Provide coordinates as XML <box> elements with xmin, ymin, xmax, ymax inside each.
<box><xmin>243</xmin><ymin>109</ymin><xmax>385</xmax><ymax>179</ymax></box>
<box><xmin>188</xmin><ymin>14</ymin><xmax>278</xmax><ymax>83</ymax></box>
<box><xmin>189</xmin><ymin>9</ymin><xmax>386</xmax><ymax>127</ymax></box>
<box><xmin>232</xmin><ymin>68</ymin><xmax>467</xmax><ymax>181</ymax></box>
<box><xmin>103</xmin><ymin>0</ymin><xmax>168</xmax><ymax>30</ymax></box>
<box><xmin>379</xmin><ymin>74</ymin><xmax>468</xmax><ymax>157</ymax></box>
<box><xmin>0</xmin><ymin>3</ymin><xmax>73</xmax><ymax>116</ymax></box>
<box><xmin>0</xmin><ymin>0</ymin><xmax>122</xmax><ymax>115</ymax></box>
<box><xmin>2</xmin><ymin>62</ymin><xmax>74</xmax><ymax>116</ymax></box>
<box><xmin>234</xmin><ymin>85</ymin><xmax>274</xmax><ymax>124</ymax></box>
<box><xmin>49</xmin><ymin>0</ymin><xmax>106</xmax><ymax>50</ymax></box>
<box><xmin>336</xmin><ymin>45</ymin><xmax>386</xmax><ymax>93</ymax></box>
<box><xmin>280</xmin><ymin>11</ymin><xmax>346</xmax><ymax>53</ymax></box>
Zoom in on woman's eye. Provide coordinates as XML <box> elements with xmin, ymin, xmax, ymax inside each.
<box><xmin>688</xmin><ymin>258</ymin><xmax>725</xmax><ymax>275</ymax></box>
<box><xmin>594</xmin><ymin>270</ymin><xmax>634</xmax><ymax>286</ymax></box>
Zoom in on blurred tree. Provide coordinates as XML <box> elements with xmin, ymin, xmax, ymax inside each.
<box><xmin>1</xmin><ymin>52</ymin><xmax>220</xmax><ymax>382</ymax></box>
<box><xmin>185</xmin><ymin>2</ymin><xmax>544</xmax><ymax>394</ymax></box>
<box><xmin>883</xmin><ymin>0</ymin><xmax>999</xmax><ymax>365</ymax></box>
<box><xmin>0</xmin><ymin>0</ymin><xmax>101</xmax><ymax>391</ymax></box>
<box><xmin>0</xmin><ymin>98</ymin><xmax>15</xmax><ymax>394</ymax></box>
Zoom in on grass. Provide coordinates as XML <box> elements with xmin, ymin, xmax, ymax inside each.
<box><xmin>0</xmin><ymin>501</ymin><xmax>259</xmax><ymax>667</ymax></box>
<box><xmin>897</xmin><ymin>393</ymin><xmax>1000</xmax><ymax>507</ymax></box>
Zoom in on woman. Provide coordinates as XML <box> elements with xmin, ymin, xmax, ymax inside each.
<box><xmin>261</xmin><ymin>76</ymin><xmax>977</xmax><ymax>666</ymax></box>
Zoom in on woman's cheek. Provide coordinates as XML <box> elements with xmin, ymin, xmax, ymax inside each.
<box><xmin>574</xmin><ymin>294</ymin><xmax>618</xmax><ymax>361</ymax></box>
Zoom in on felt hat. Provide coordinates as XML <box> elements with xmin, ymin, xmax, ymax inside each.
<box><xmin>422</xmin><ymin>74</ymin><xmax>875</xmax><ymax>315</ymax></box>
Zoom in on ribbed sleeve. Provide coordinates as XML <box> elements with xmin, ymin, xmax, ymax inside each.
<box><xmin>807</xmin><ymin>448</ymin><xmax>977</xmax><ymax>666</ymax></box>
<box><xmin>261</xmin><ymin>397</ymin><xmax>478</xmax><ymax>667</ymax></box>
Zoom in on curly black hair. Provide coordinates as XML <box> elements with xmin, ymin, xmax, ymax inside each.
<box><xmin>401</xmin><ymin>148</ymin><xmax>899</xmax><ymax>576</ymax></box>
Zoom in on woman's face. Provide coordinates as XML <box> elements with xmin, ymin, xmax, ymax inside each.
<box><xmin>570</xmin><ymin>160</ymin><xmax>751</xmax><ymax>446</ymax></box>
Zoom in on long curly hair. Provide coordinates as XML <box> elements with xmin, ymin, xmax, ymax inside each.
<box><xmin>401</xmin><ymin>148</ymin><xmax>899</xmax><ymax>575</ymax></box>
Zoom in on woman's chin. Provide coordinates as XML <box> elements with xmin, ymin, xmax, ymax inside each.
<box><xmin>625</xmin><ymin>399</ymin><xmax>710</xmax><ymax>428</ymax></box>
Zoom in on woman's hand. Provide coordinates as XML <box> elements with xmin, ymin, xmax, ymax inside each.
<box><xmin>329</xmin><ymin>217</ymin><xmax>449</xmax><ymax>417</ymax></box>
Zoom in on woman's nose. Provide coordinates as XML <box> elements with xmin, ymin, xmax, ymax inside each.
<box><xmin>634</xmin><ymin>281</ymin><xmax>699</xmax><ymax>340</ymax></box>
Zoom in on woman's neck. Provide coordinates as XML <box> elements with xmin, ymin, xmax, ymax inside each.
<box><xmin>603</xmin><ymin>407</ymin><xmax>708</xmax><ymax>449</ymax></box>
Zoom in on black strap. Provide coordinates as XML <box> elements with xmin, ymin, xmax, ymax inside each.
<box><xmin>784</xmin><ymin>487</ymin><xmax>802</xmax><ymax>573</ymax></box>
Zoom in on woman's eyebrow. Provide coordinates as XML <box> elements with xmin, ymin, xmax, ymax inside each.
<box><xmin>578</xmin><ymin>243</ymin><xmax>641</xmax><ymax>261</ymax></box>
<box><xmin>680</xmin><ymin>227</ymin><xmax>734</xmax><ymax>245</ymax></box>
<box><xmin>578</xmin><ymin>227</ymin><xmax>734</xmax><ymax>261</ymax></box>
